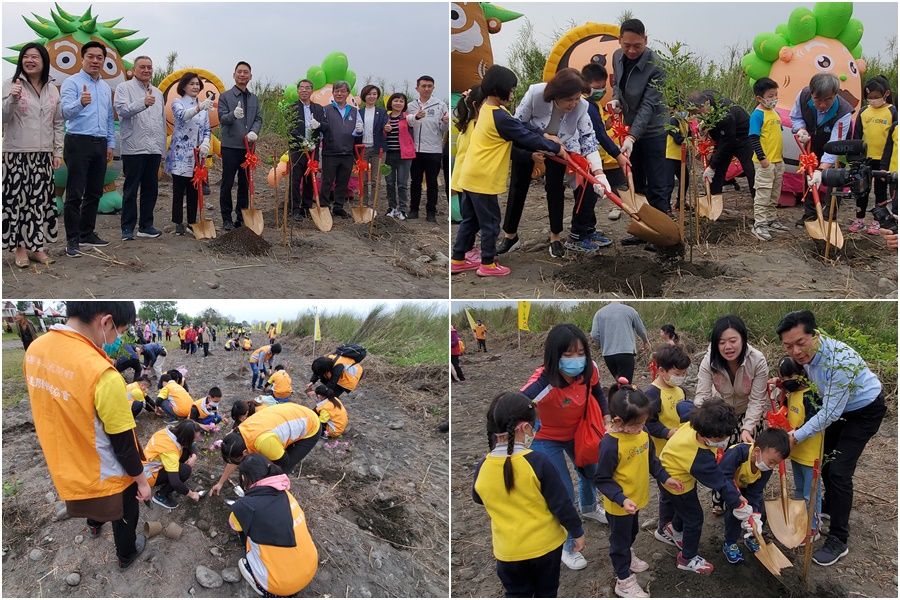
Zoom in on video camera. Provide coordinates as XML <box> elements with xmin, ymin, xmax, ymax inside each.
<box><xmin>820</xmin><ymin>139</ymin><xmax>871</xmax><ymax>196</ymax></box>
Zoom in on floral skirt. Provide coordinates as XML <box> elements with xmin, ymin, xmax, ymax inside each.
<box><xmin>2</xmin><ymin>152</ymin><xmax>58</xmax><ymax>251</ymax></box>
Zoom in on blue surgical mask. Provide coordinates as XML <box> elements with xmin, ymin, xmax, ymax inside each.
<box><xmin>103</xmin><ymin>328</ymin><xmax>122</xmax><ymax>357</ymax></box>
<box><xmin>559</xmin><ymin>356</ymin><xmax>586</xmax><ymax>377</ymax></box>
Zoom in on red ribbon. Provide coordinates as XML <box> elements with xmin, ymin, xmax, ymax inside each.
<box><xmin>304</xmin><ymin>150</ymin><xmax>320</xmax><ymax>199</ymax></box>
<box><xmin>798</xmin><ymin>150</ymin><xmax>819</xmax><ymax>174</ymax></box>
<box><xmin>241</xmin><ymin>137</ymin><xmax>259</xmax><ymax>198</ymax></box>
<box><xmin>766</xmin><ymin>407</ymin><xmax>791</xmax><ymax>431</ymax></box>
<box><xmin>192</xmin><ymin>149</ymin><xmax>208</xmax><ymax>208</ymax></box>
<box><xmin>696</xmin><ymin>138</ymin><xmax>714</xmax><ymax>159</ymax></box>
<box><xmin>608</xmin><ymin>112</ymin><xmax>630</xmax><ymax>144</ymax></box>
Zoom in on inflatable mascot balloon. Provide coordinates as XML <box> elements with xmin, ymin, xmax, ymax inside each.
<box><xmin>742</xmin><ymin>2</ymin><xmax>865</xmax><ymax>202</ymax></box>
<box><xmin>281</xmin><ymin>51</ymin><xmax>359</xmax><ymax>111</ymax></box>
<box><xmin>159</xmin><ymin>68</ymin><xmax>226</xmax><ymax>160</ymax></box>
<box><xmin>5</xmin><ymin>3</ymin><xmax>149</xmax><ymax>214</ymax></box>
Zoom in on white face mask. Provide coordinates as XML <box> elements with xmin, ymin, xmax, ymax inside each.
<box><xmin>762</xmin><ymin>97</ymin><xmax>778</xmax><ymax>109</ymax></box>
<box><xmin>705</xmin><ymin>438</ymin><xmax>729</xmax><ymax>449</ymax></box>
<box><xmin>869</xmin><ymin>98</ymin><xmax>886</xmax><ymax>108</ymax></box>
<box><xmin>667</xmin><ymin>374</ymin><xmax>686</xmax><ymax>387</ymax></box>
<box><xmin>755</xmin><ymin>458</ymin><xmax>772</xmax><ymax>472</ymax></box>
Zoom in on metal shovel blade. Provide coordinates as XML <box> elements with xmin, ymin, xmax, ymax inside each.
<box><xmin>309</xmin><ymin>206</ymin><xmax>333</xmax><ymax>232</ymax></box>
<box><xmin>242</xmin><ymin>208</ymin><xmax>264</xmax><ymax>236</ymax></box>
<box><xmin>351</xmin><ymin>206</ymin><xmax>375</xmax><ymax>224</ymax></box>
<box><xmin>192</xmin><ymin>219</ymin><xmax>216</xmax><ymax>240</ymax></box>
<box><xmin>765</xmin><ymin>497</ymin><xmax>810</xmax><ymax>549</ymax></box>
<box><xmin>629</xmin><ymin>204</ymin><xmax>681</xmax><ymax>247</ymax></box>
<box><xmin>698</xmin><ymin>181</ymin><xmax>724</xmax><ymax>221</ymax></box>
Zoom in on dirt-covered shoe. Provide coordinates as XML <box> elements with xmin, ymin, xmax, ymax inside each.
<box><xmin>464</xmin><ymin>248</ymin><xmax>481</xmax><ymax>263</ymax></box>
<box><xmin>615</xmin><ymin>574</ymin><xmax>649</xmax><ymax>598</ymax></box>
<box><xmin>767</xmin><ymin>220</ymin><xmax>790</xmax><ymax>232</ymax></box>
<box><xmin>561</xmin><ymin>548</ymin><xmax>587</xmax><ymax>570</ymax></box>
<box><xmin>630</xmin><ymin>550</ymin><xmax>649</xmax><ymax>573</ymax></box>
<box><xmin>239</xmin><ymin>557</ymin><xmax>265</xmax><ymax>596</ymax></box>
<box><xmin>548</xmin><ymin>240</ymin><xmax>566</xmax><ymax>258</ymax></box>
<box><xmin>451</xmin><ymin>259</ymin><xmax>480</xmax><ymax>274</ymax></box>
<box><xmin>654</xmin><ymin>522</ymin><xmax>683</xmax><ymax>549</ymax></box>
<box><xmin>723</xmin><ymin>542</ymin><xmax>744</xmax><ymax>564</ymax></box>
<box><xmin>676</xmin><ymin>552</ymin><xmax>714</xmax><ymax>575</ymax></box>
<box><xmin>476</xmin><ymin>262</ymin><xmax>511</xmax><ymax>277</ymax></box>
<box><xmin>496</xmin><ymin>236</ymin><xmax>521</xmax><ymax>255</ymax></box>
<box><xmin>581</xmin><ymin>507</ymin><xmax>608</xmax><ymax>524</ymax></box>
<box><xmin>751</xmin><ymin>225</ymin><xmax>772</xmax><ymax>241</ymax></box>
<box><xmin>865</xmin><ymin>220</ymin><xmax>881</xmax><ymax>235</ymax></box>
<box><xmin>848</xmin><ymin>218</ymin><xmax>866</xmax><ymax>233</ymax></box>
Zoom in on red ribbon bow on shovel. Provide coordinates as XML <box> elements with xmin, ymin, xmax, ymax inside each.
<box><xmin>241</xmin><ymin>136</ymin><xmax>260</xmax><ymax>197</ymax></box>
<box><xmin>192</xmin><ymin>148</ymin><xmax>208</xmax><ymax>204</ymax></box>
<box><xmin>608</xmin><ymin>112</ymin><xmax>630</xmax><ymax>144</ymax></box>
<box><xmin>765</xmin><ymin>383</ymin><xmax>791</xmax><ymax>431</ymax></box>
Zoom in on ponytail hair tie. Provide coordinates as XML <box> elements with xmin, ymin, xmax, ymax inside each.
<box><xmin>617</xmin><ymin>376</ymin><xmax>630</xmax><ymax>385</ymax></box>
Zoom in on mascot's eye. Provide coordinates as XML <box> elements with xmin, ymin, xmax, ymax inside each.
<box><xmin>848</xmin><ymin>60</ymin><xmax>858</xmax><ymax>75</ymax></box>
<box><xmin>205</xmin><ymin>90</ymin><xmax>216</xmax><ymax>100</ymax></box>
<box><xmin>103</xmin><ymin>58</ymin><xmax>118</xmax><ymax>76</ymax></box>
<box><xmin>450</xmin><ymin>3</ymin><xmax>466</xmax><ymax>28</ymax></box>
<box><xmin>815</xmin><ymin>54</ymin><xmax>832</xmax><ymax>70</ymax></box>
<box><xmin>56</xmin><ymin>51</ymin><xmax>76</xmax><ymax>69</ymax></box>
<box><xmin>590</xmin><ymin>54</ymin><xmax>607</xmax><ymax>67</ymax></box>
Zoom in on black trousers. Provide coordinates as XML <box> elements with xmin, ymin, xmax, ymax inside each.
<box><xmin>502</xmin><ymin>151</ymin><xmax>535</xmax><ymax>235</ymax></box>
<box><xmin>87</xmin><ymin>482</ymin><xmax>139</xmax><ymax>561</ymax></box>
<box><xmin>477</xmin><ymin>339</ymin><xmax>487</xmax><ymax>352</ymax></box>
<box><xmin>496</xmin><ymin>544</ymin><xmax>563</xmax><ymax>598</ymax></box>
<box><xmin>665</xmin><ymin>157</ymin><xmax>690</xmax><ymax>209</ymax></box>
<box><xmin>115</xmin><ymin>357</ymin><xmax>141</xmax><ymax>381</ymax></box>
<box><xmin>275</xmin><ymin>428</ymin><xmax>322</xmax><ymax>475</ymax></box>
<box><xmin>410</xmin><ymin>152</ymin><xmax>442</xmax><ymax>215</ymax></box>
<box><xmin>710</xmin><ymin>142</ymin><xmax>756</xmax><ymax>199</ymax></box>
<box><xmin>857</xmin><ymin>158</ymin><xmax>889</xmax><ymax>217</ymax></box>
<box><xmin>822</xmin><ymin>393</ymin><xmax>886</xmax><ymax>543</ymax></box>
<box><xmin>155</xmin><ymin>463</ymin><xmax>192</xmax><ymax>498</ymax></box>
<box><xmin>450</xmin><ymin>355</ymin><xmax>464</xmax><ymax>380</ymax></box>
<box><xmin>288</xmin><ymin>150</ymin><xmax>314</xmax><ymax>211</ymax></box>
<box><xmin>665</xmin><ymin>486</ymin><xmax>704</xmax><ymax>559</ymax></box>
<box><xmin>608</xmin><ymin>511</ymin><xmax>639</xmax><ymax>580</ymax></box>
<box><xmin>172</xmin><ymin>174</ymin><xmax>198</xmax><ymax>225</ymax></box>
<box><xmin>202</xmin><ymin>342</ymin><xmax>210</xmax><ymax>357</ymax></box>
<box><xmin>452</xmin><ymin>191</ymin><xmax>501</xmax><ymax>264</ymax></box>
<box><xmin>63</xmin><ymin>134</ymin><xmax>107</xmax><ymax>243</ymax></box>
<box><xmin>220</xmin><ymin>146</ymin><xmax>249</xmax><ymax>225</ymax></box>
<box><xmin>321</xmin><ymin>154</ymin><xmax>353</xmax><ymax>210</ymax></box>
<box><xmin>121</xmin><ymin>153</ymin><xmax>161</xmax><ymax>232</ymax></box>
<box><xmin>628</xmin><ymin>133</ymin><xmax>670</xmax><ymax>213</ymax></box>
<box><xmin>603</xmin><ymin>353</ymin><xmax>635</xmax><ymax>383</ymax></box>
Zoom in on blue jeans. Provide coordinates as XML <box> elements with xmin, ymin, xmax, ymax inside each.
<box><xmin>274</xmin><ymin>393</ymin><xmax>292</xmax><ymax>403</ymax></box>
<box><xmin>530</xmin><ymin>438</ymin><xmax>597</xmax><ymax>552</ymax></box>
<box><xmin>159</xmin><ymin>398</ymin><xmax>178</xmax><ymax>421</ymax></box>
<box><xmin>250</xmin><ymin>363</ymin><xmax>267</xmax><ymax>389</ymax></box>
<box><xmin>196</xmin><ymin>414</ymin><xmax>222</xmax><ymax>426</ymax></box>
<box><xmin>791</xmin><ymin>460</ymin><xmax>823</xmax><ymax>532</ymax></box>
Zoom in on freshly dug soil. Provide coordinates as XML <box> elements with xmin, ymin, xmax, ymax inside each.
<box><xmin>207</xmin><ymin>226</ymin><xmax>272</xmax><ymax>256</ymax></box>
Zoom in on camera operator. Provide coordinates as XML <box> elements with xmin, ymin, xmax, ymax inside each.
<box><xmin>879</xmin><ymin>120</ymin><xmax>898</xmax><ymax>249</ymax></box>
<box><xmin>790</xmin><ymin>73</ymin><xmax>853</xmax><ymax>222</ymax></box>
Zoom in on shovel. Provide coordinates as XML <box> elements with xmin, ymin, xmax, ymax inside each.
<box><xmin>748</xmin><ymin>514</ymin><xmax>793</xmax><ymax>577</ymax></box>
<box><xmin>191</xmin><ymin>148</ymin><xmax>216</xmax><ymax>239</ymax></box>
<box><xmin>795</xmin><ymin>136</ymin><xmax>843</xmax><ymax>249</ymax></box>
<box><xmin>369</xmin><ymin>149</ymin><xmax>384</xmax><ymax>238</ymax></box>
<box><xmin>698</xmin><ymin>154</ymin><xmax>724</xmax><ymax>221</ymax></box>
<box><xmin>620</xmin><ymin>164</ymin><xmax>647</xmax><ymax>213</ymax></box>
<box><xmin>351</xmin><ymin>144</ymin><xmax>375</xmax><ymax>224</ymax></box>
<box><xmin>305</xmin><ymin>148</ymin><xmax>332</xmax><ymax>232</ymax></box>
<box><xmin>241</xmin><ymin>136</ymin><xmax>264</xmax><ymax>235</ymax></box>
<box><xmin>802</xmin><ymin>453</ymin><xmax>823</xmax><ymax>587</ymax></box>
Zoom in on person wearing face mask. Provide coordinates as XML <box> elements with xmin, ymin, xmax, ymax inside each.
<box><xmin>521</xmin><ymin>324</ymin><xmax>609</xmax><ymax>572</ymax></box>
<box><xmin>777</xmin><ymin>356</ymin><xmax>824</xmax><ymax>543</ymax></box>
<box><xmin>851</xmin><ymin>76</ymin><xmax>897</xmax><ymax>234</ymax></box>
<box><xmin>658</xmin><ymin>398</ymin><xmax>753</xmax><ymax>575</ymax></box>
<box><xmin>747</xmin><ymin>77</ymin><xmax>788</xmax><ymax>241</ymax></box>
<box><xmin>718</xmin><ymin>428</ymin><xmax>791</xmax><ymax>565</ymax></box>
<box><xmin>189</xmin><ymin>386</ymin><xmax>224</xmax><ymax>432</ymax></box>
<box><xmin>776</xmin><ymin>310</ymin><xmax>885</xmax><ymax>567</ymax></box>
<box><xmin>643</xmin><ymin>345</ymin><xmax>691</xmax><ymax>549</ymax></box>
<box><xmin>24</xmin><ymin>301</ymin><xmax>152</xmax><ymax>569</ymax></box>
<box><xmin>594</xmin><ymin>380</ymin><xmax>683</xmax><ymax>598</ymax></box>
<box><xmin>474</xmin><ymin>391</ymin><xmax>585</xmax><ymax>598</ymax></box>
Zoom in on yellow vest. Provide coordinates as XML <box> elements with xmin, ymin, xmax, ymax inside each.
<box><xmin>25</xmin><ymin>328</ymin><xmax>134</xmax><ymax>500</ymax></box>
<box><xmin>327</xmin><ymin>354</ymin><xmax>363</xmax><ymax>391</ymax></box>
<box><xmin>603</xmin><ymin>431</ymin><xmax>654</xmax><ymax>516</ymax></box>
<box><xmin>787</xmin><ymin>388</ymin><xmax>823</xmax><ymax>467</ymax></box>
<box><xmin>142</xmin><ymin>427</ymin><xmax>182</xmax><ymax>486</ymax></box>
<box><xmin>163</xmin><ymin>380</ymin><xmax>194</xmax><ymax>418</ymax></box>
<box><xmin>269</xmin><ymin>371</ymin><xmax>292</xmax><ymax>397</ymax></box>
<box><xmin>650</xmin><ymin>382</ymin><xmax>685</xmax><ymax>456</ymax></box>
<box><xmin>126</xmin><ymin>382</ymin><xmax>146</xmax><ymax>404</ymax></box>
<box><xmin>732</xmin><ymin>443</ymin><xmax>762</xmax><ymax>488</ymax></box>
<box><xmin>665</xmin><ymin>120</ymin><xmax>688</xmax><ymax>161</ymax></box>
<box><xmin>250</xmin><ymin>345</ymin><xmax>273</xmax><ymax>364</ymax></box>
<box><xmin>238</xmin><ymin>404</ymin><xmax>320</xmax><ymax>453</ymax></box>
<box><xmin>859</xmin><ymin>104</ymin><xmax>894</xmax><ymax>160</ymax></box>
<box><xmin>660</xmin><ymin>423</ymin><xmax>714</xmax><ymax>495</ymax></box>
<box><xmin>317</xmin><ymin>399</ymin><xmax>349</xmax><ymax>436</ymax></box>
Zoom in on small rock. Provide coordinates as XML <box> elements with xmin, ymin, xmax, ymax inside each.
<box><xmin>652</xmin><ymin>552</ymin><xmax>663</xmax><ymax>561</ymax></box>
<box><xmin>415</xmin><ymin>255</ymin><xmax>432</xmax><ymax>263</ymax></box>
<box><xmin>309</xmin><ymin>479</ymin><xmax>318</xmax><ymax>486</ymax></box>
<box><xmin>207</xmin><ymin>282</ymin><xmax>220</xmax><ymax>290</ymax></box>
<box><xmin>878</xmin><ymin>277</ymin><xmax>893</xmax><ymax>290</ymax></box>
<box><xmin>73</xmin><ymin>535</ymin><xmax>84</xmax><ymax>545</ymax></box>
<box><xmin>221</xmin><ymin>567</ymin><xmax>240</xmax><ymax>583</ymax></box>
<box><xmin>195</xmin><ymin>565</ymin><xmax>223</xmax><ymax>588</ymax></box>
<box><xmin>373</xmin><ymin>556</ymin><xmax>383</xmax><ymax>569</ymax></box>
<box><xmin>354</xmin><ymin>464</ymin><xmax>369</xmax><ymax>478</ymax></box>
<box><xmin>389</xmin><ymin>421</ymin><xmax>405</xmax><ymax>430</ymax></box>
<box><xmin>65</xmin><ymin>572</ymin><xmax>81</xmax><ymax>586</ymax></box>
<box><xmin>369</xmin><ymin>465</ymin><xmax>384</xmax><ymax>479</ymax></box>
<box><xmin>188</xmin><ymin>587</ymin><xmax>196</xmax><ymax>596</ymax></box>
<box><xmin>316</xmin><ymin>569</ymin><xmax>331</xmax><ymax>583</ymax></box>
<box><xmin>597</xmin><ymin>587</ymin><xmax>612</xmax><ymax>598</ymax></box>
<box><xmin>641</xmin><ymin>517</ymin><xmax>658</xmax><ymax>529</ymax></box>
<box><xmin>45</xmin><ymin>492</ymin><xmax>56</xmax><ymax>503</ymax></box>
<box><xmin>209</xmin><ymin>547</ymin><xmax>223</xmax><ymax>558</ymax></box>
<box><xmin>406</xmin><ymin>482</ymin><xmax>416</xmax><ymax>488</ymax></box>
<box><xmin>451</xmin><ymin>531</ymin><xmax>462</xmax><ymax>541</ymax></box>
<box><xmin>54</xmin><ymin>501</ymin><xmax>69</xmax><ymax>521</ymax></box>
<box><xmin>89</xmin><ymin>275</ymin><xmax>99</xmax><ymax>283</ymax></box>
<box><xmin>358</xmin><ymin>586</ymin><xmax>373</xmax><ymax>598</ymax></box>
<box><xmin>29</xmin><ymin>548</ymin><xmax>44</xmax><ymax>561</ymax></box>
<box><xmin>197</xmin><ymin>520</ymin><xmax>210</xmax><ymax>532</ymax></box>
<box><xmin>451</xmin><ymin>556</ymin><xmax>462</xmax><ymax>566</ymax></box>
<box><xmin>432</xmin><ymin>252</ymin><xmax>449</xmax><ymax>267</ymax></box>
<box><xmin>209</xmin><ymin>529</ymin><xmax>218</xmax><ymax>538</ymax></box>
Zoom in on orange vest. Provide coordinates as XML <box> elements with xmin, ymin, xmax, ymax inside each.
<box><xmin>317</xmin><ymin>399</ymin><xmax>349</xmax><ymax>436</ymax></box>
<box><xmin>163</xmin><ymin>380</ymin><xmax>194</xmax><ymax>417</ymax></box>
<box><xmin>269</xmin><ymin>370</ymin><xmax>292</xmax><ymax>397</ymax></box>
<box><xmin>242</xmin><ymin>338</ymin><xmax>252</xmax><ymax>350</ymax></box>
<box><xmin>193</xmin><ymin>397</ymin><xmax>213</xmax><ymax>419</ymax></box>
<box><xmin>250</xmin><ymin>345</ymin><xmax>272</xmax><ymax>364</ymax></box>
<box><xmin>142</xmin><ymin>427</ymin><xmax>182</xmax><ymax>486</ymax></box>
<box><xmin>238</xmin><ymin>404</ymin><xmax>320</xmax><ymax>452</ymax></box>
<box><xmin>326</xmin><ymin>354</ymin><xmax>363</xmax><ymax>391</ymax></box>
<box><xmin>25</xmin><ymin>328</ymin><xmax>135</xmax><ymax>500</ymax></box>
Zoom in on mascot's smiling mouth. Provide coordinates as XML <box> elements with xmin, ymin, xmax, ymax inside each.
<box><xmin>839</xmin><ymin>88</ymin><xmax>859</xmax><ymax>109</ymax></box>
<box><xmin>452</xmin><ymin>22</ymin><xmax>483</xmax><ymax>54</ymax></box>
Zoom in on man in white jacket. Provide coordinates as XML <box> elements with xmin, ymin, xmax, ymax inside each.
<box><xmin>114</xmin><ymin>56</ymin><xmax>166</xmax><ymax>241</ymax></box>
<box><xmin>406</xmin><ymin>76</ymin><xmax>449</xmax><ymax>222</ymax></box>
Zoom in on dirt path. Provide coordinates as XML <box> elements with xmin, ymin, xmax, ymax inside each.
<box><xmin>451</xmin><ymin>183</ymin><xmax>897</xmax><ymax>299</ymax></box>
<box><xmin>2</xmin><ymin>156</ymin><xmax>449</xmax><ymax>299</ymax></box>
<box><xmin>450</xmin><ymin>338</ymin><xmax>897</xmax><ymax>598</ymax></box>
<box><xmin>2</xmin><ymin>333</ymin><xmax>449</xmax><ymax>597</ymax></box>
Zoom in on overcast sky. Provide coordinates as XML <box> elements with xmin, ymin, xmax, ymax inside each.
<box><xmin>2</xmin><ymin>1</ymin><xmax>449</xmax><ymax>92</ymax></box>
<box><xmin>489</xmin><ymin>1</ymin><xmax>897</xmax><ymax>67</ymax></box>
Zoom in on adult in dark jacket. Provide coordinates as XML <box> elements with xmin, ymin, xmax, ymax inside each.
<box><xmin>288</xmin><ymin>79</ymin><xmax>326</xmax><ymax>220</ymax></box>
<box><xmin>610</xmin><ymin>19</ymin><xmax>669</xmax><ymax>226</ymax></box>
<box><xmin>217</xmin><ymin>61</ymin><xmax>262</xmax><ymax>230</ymax></box>
<box><xmin>318</xmin><ymin>81</ymin><xmax>362</xmax><ymax>216</ymax></box>
<box><xmin>691</xmin><ymin>90</ymin><xmax>756</xmax><ymax>201</ymax></box>
<box><xmin>358</xmin><ymin>84</ymin><xmax>390</xmax><ymax>206</ymax></box>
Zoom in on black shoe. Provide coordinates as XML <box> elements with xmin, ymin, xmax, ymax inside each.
<box><xmin>152</xmin><ymin>493</ymin><xmax>178</xmax><ymax>510</ymax></box>
<box><xmin>175</xmin><ymin>223</ymin><xmax>186</xmax><ymax>236</ymax></box>
<box><xmin>88</xmin><ymin>523</ymin><xmax>103</xmax><ymax>538</ymax></box>
<box><xmin>812</xmin><ymin>536</ymin><xmax>848</xmax><ymax>566</ymax></box>
<box><xmin>548</xmin><ymin>240</ymin><xmax>566</xmax><ymax>258</ymax></box>
<box><xmin>223</xmin><ymin>221</ymin><xmax>235</xmax><ymax>231</ymax></box>
<box><xmin>121</xmin><ymin>230</ymin><xmax>135</xmax><ymax>241</ymax></box>
<box><xmin>80</xmin><ymin>232</ymin><xmax>109</xmax><ymax>247</ymax></box>
<box><xmin>118</xmin><ymin>534</ymin><xmax>146</xmax><ymax>569</ymax></box>
<box><xmin>621</xmin><ymin>235</ymin><xmax>645</xmax><ymax>246</ymax></box>
<box><xmin>406</xmin><ymin>211</ymin><xmax>419</xmax><ymax>220</ymax></box>
<box><xmin>137</xmin><ymin>227</ymin><xmax>162</xmax><ymax>238</ymax></box>
<box><xmin>66</xmin><ymin>243</ymin><xmax>81</xmax><ymax>257</ymax></box>
<box><xmin>644</xmin><ymin>243</ymin><xmax>658</xmax><ymax>252</ymax></box>
<box><xmin>202</xmin><ymin>182</ymin><xmax>211</xmax><ymax>196</ymax></box>
<box><xmin>426</xmin><ymin>213</ymin><xmax>437</xmax><ymax>222</ymax></box>
<box><xmin>333</xmin><ymin>208</ymin><xmax>350</xmax><ymax>219</ymax></box>
<box><xmin>496</xmin><ymin>235</ymin><xmax>521</xmax><ymax>255</ymax></box>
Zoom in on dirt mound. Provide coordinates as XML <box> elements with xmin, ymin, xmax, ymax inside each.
<box><xmin>206</xmin><ymin>226</ymin><xmax>272</xmax><ymax>256</ymax></box>
<box><xmin>554</xmin><ymin>254</ymin><xmax>727</xmax><ymax>297</ymax></box>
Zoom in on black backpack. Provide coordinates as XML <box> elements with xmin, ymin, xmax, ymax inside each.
<box><xmin>335</xmin><ymin>344</ymin><xmax>367</xmax><ymax>364</ymax></box>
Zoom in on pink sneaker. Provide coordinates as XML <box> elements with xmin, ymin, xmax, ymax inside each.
<box><xmin>451</xmin><ymin>259</ymin><xmax>480</xmax><ymax>273</ymax></box>
<box><xmin>848</xmin><ymin>218</ymin><xmax>866</xmax><ymax>233</ymax></box>
<box><xmin>865</xmin><ymin>221</ymin><xmax>881</xmax><ymax>235</ymax></box>
<box><xmin>476</xmin><ymin>262</ymin><xmax>511</xmax><ymax>277</ymax></box>
<box><xmin>465</xmin><ymin>248</ymin><xmax>481</xmax><ymax>262</ymax></box>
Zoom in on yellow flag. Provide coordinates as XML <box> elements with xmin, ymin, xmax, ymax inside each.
<box><xmin>314</xmin><ymin>314</ymin><xmax>321</xmax><ymax>342</ymax></box>
<box><xmin>517</xmin><ymin>301</ymin><xmax>531</xmax><ymax>331</ymax></box>
<box><xmin>276</xmin><ymin>319</ymin><xmax>283</xmax><ymax>335</ymax></box>
<box><xmin>464</xmin><ymin>309</ymin><xmax>477</xmax><ymax>332</ymax></box>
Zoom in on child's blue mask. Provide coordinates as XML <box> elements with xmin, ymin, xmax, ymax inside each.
<box><xmin>559</xmin><ymin>356</ymin><xmax>586</xmax><ymax>377</ymax></box>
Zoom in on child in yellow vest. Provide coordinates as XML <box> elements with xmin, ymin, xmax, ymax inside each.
<box><xmin>155</xmin><ymin>370</ymin><xmax>194</xmax><ymax>423</ymax></box>
<box><xmin>143</xmin><ymin>420</ymin><xmax>203</xmax><ymax>510</ymax></box>
<box><xmin>264</xmin><ymin>365</ymin><xmax>293</xmax><ymax>402</ymax></box>
<box><xmin>852</xmin><ymin>76</ymin><xmax>897</xmax><ymax>233</ymax></box>
<box><xmin>779</xmin><ymin>356</ymin><xmax>824</xmax><ymax>538</ymax></box>
<box><xmin>748</xmin><ymin>77</ymin><xmax>787</xmax><ymax>241</ymax></box>
<box><xmin>718</xmin><ymin>428</ymin><xmax>790</xmax><ymax>564</ymax></box>
<box><xmin>594</xmin><ymin>379</ymin><xmax>683</xmax><ymax>598</ymax></box>
<box><xmin>126</xmin><ymin>375</ymin><xmax>152</xmax><ymax>418</ymax></box>
<box><xmin>643</xmin><ymin>345</ymin><xmax>691</xmax><ymax>548</ymax></box>
<box><xmin>474</xmin><ymin>392</ymin><xmax>584</xmax><ymax>597</ymax></box>
<box><xmin>189</xmin><ymin>386</ymin><xmax>224</xmax><ymax>431</ymax></box>
<box><xmin>310</xmin><ymin>385</ymin><xmax>349</xmax><ymax>437</ymax></box>
<box><xmin>451</xmin><ymin>86</ymin><xmax>484</xmax><ymax>233</ymax></box>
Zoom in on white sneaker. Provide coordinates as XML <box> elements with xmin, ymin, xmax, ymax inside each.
<box><xmin>561</xmin><ymin>548</ymin><xmax>588</xmax><ymax>570</ymax></box>
<box><xmin>608</xmin><ymin>207</ymin><xmax>622</xmax><ymax>220</ymax></box>
<box><xmin>397</xmin><ymin>211</ymin><xmax>407</xmax><ymax>221</ymax></box>
<box><xmin>581</xmin><ymin>507</ymin><xmax>608</xmax><ymax>524</ymax></box>
<box><xmin>615</xmin><ymin>574</ymin><xmax>649</xmax><ymax>598</ymax></box>
<box><xmin>751</xmin><ymin>225</ymin><xmax>772</xmax><ymax>241</ymax></box>
<box><xmin>387</xmin><ymin>208</ymin><xmax>397</xmax><ymax>218</ymax></box>
<box><xmin>630</xmin><ymin>550</ymin><xmax>649</xmax><ymax>573</ymax></box>
<box><xmin>654</xmin><ymin>522</ymin><xmax>683</xmax><ymax>549</ymax></box>
<box><xmin>768</xmin><ymin>220</ymin><xmax>790</xmax><ymax>231</ymax></box>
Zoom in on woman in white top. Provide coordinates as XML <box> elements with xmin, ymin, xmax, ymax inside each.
<box><xmin>497</xmin><ymin>68</ymin><xmax>610</xmax><ymax>259</ymax></box>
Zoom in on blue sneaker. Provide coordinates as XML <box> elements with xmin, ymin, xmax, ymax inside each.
<box><xmin>137</xmin><ymin>226</ymin><xmax>162</xmax><ymax>238</ymax></box>
<box><xmin>723</xmin><ymin>542</ymin><xmax>744</xmax><ymax>564</ymax></box>
<box><xmin>121</xmin><ymin>229</ymin><xmax>134</xmax><ymax>241</ymax></box>
<box><xmin>744</xmin><ymin>535</ymin><xmax>760</xmax><ymax>554</ymax></box>
<box><xmin>588</xmin><ymin>232</ymin><xmax>613</xmax><ymax>247</ymax></box>
<box><xmin>564</xmin><ymin>238</ymin><xmax>600</xmax><ymax>253</ymax></box>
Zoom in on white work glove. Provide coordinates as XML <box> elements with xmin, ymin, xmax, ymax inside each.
<box><xmin>732</xmin><ymin>500</ymin><xmax>754</xmax><ymax>522</ymax></box>
<box><xmin>354</xmin><ymin>119</ymin><xmax>364</xmax><ymax>135</ymax></box>
<box><xmin>593</xmin><ymin>173</ymin><xmax>611</xmax><ymax>198</ymax></box>
<box><xmin>182</xmin><ymin>105</ymin><xmax>201</xmax><ymax>121</ymax></box>
<box><xmin>198</xmin><ymin>98</ymin><xmax>214</xmax><ymax>111</ymax></box>
<box><xmin>620</xmin><ymin>136</ymin><xmax>634</xmax><ymax>157</ymax></box>
<box><xmin>308</xmin><ymin>116</ymin><xmax>320</xmax><ymax>130</ymax></box>
<box><xmin>247</xmin><ymin>131</ymin><xmax>258</xmax><ymax>143</ymax></box>
<box><xmin>741</xmin><ymin>513</ymin><xmax>764</xmax><ymax>538</ymax></box>
<box><xmin>807</xmin><ymin>170</ymin><xmax>822</xmax><ymax>187</ymax></box>
<box><xmin>199</xmin><ymin>143</ymin><xmax>210</xmax><ymax>158</ymax></box>
<box><xmin>607</xmin><ymin>99</ymin><xmax>622</xmax><ymax>114</ymax></box>
<box><xmin>796</xmin><ymin>128</ymin><xmax>811</xmax><ymax>145</ymax></box>
<box><xmin>703</xmin><ymin>166</ymin><xmax>715</xmax><ymax>182</ymax></box>
<box><xmin>233</xmin><ymin>101</ymin><xmax>244</xmax><ymax>119</ymax></box>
